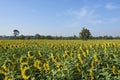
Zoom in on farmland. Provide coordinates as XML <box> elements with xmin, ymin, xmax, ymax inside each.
<box><xmin>0</xmin><ymin>40</ymin><xmax>120</xmax><ymax>80</ymax></box>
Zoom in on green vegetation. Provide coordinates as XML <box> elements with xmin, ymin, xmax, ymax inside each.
<box><xmin>79</xmin><ymin>27</ymin><xmax>92</xmax><ymax>40</ymax></box>
<box><xmin>0</xmin><ymin>28</ymin><xmax>120</xmax><ymax>40</ymax></box>
<box><xmin>0</xmin><ymin>40</ymin><xmax>120</xmax><ymax>79</ymax></box>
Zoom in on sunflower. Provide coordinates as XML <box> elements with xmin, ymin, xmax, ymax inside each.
<box><xmin>112</xmin><ymin>66</ymin><xmax>118</xmax><ymax>75</ymax></box>
<box><xmin>77</xmin><ymin>53</ymin><xmax>84</xmax><ymax>64</ymax></box>
<box><xmin>62</xmin><ymin>51</ymin><xmax>68</xmax><ymax>58</ymax></box>
<box><xmin>55</xmin><ymin>62</ymin><xmax>63</xmax><ymax>68</ymax></box>
<box><xmin>12</xmin><ymin>54</ymin><xmax>16</xmax><ymax>59</ymax></box>
<box><xmin>82</xmin><ymin>51</ymin><xmax>87</xmax><ymax>57</ymax></box>
<box><xmin>38</xmin><ymin>51</ymin><xmax>42</xmax><ymax>57</ymax></box>
<box><xmin>50</xmin><ymin>53</ymin><xmax>56</xmax><ymax>62</ymax></box>
<box><xmin>75</xmin><ymin>63</ymin><xmax>81</xmax><ymax>72</ymax></box>
<box><xmin>6</xmin><ymin>76</ymin><xmax>14</xmax><ymax>80</ymax></box>
<box><xmin>20</xmin><ymin>55</ymin><xmax>28</xmax><ymax>64</ymax></box>
<box><xmin>43</xmin><ymin>61</ymin><xmax>50</xmax><ymax>72</ymax></box>
<box><xmin>86</xmin><ymin>49</ymin><xmax>89</xmax><ymax>55</ymax></box>
<box><xmin>89</xmin><ymin>69</ymin><xmax>94</xmax><ymax>80</ymax></box>
<box><xmin>28</xmin><ymin>51</ymin><xmax>34</xmax><ymax>59</ymax></box>
<box><xmin>70</xmin><ymin>52</ymin><xmax>73</xmax><ymax>59</ymax></box>
<box><xmin>93</xmin><ymin>53</ymin><xmax>100</xmax><ymax>62</ymax></box>
<box><xmin>91</xmin><ymin>61</ymin><xmax>94</xmax><ymax>69</ymax></box>
<box><xmin>34</xmin><ymin>59</ymin><xmax>42</xmax><ymax>70</ymax></box>
<box><xmin>20</xmin><ymin>63</ymin><xmax>29</xmax><ymax>70</ymax></box>
<box><xmin>0</xmin><ymin>70</ymin><xmax>7</xmax><ymax>80</ymax></box>
<box><xmin>21</xmin><ymin>67</ymin><xmax>31</xmax><ymax>80</ymax></box>
<box><xmin>2</xmin><ymin>60</ymin><xmax>14</xmax><ymax>72</ymax></box>
<box><xmin>12</xmin><ymin>53</ymin><xmax>20</xmax><ymax>59</ymax></box>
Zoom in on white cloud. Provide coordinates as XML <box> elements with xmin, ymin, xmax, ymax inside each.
<box><xmin>64</xmin><ymin>6</ymin><xmax>103</xmax><ymax>25</ymax></box>
<box><xmin>73</xmin><ymin>7</ymin><xmax>88</xmax><ymax>17</ymax></box>
<box><xmin>62</xmin><ymin>4</ymin><xmax>119</xmax><ymax>26</ymax></box>
<box><xmin>80</xmin><ymin>8</ymin><xmax>88</xmax><ymax>16</ymax></box>
<box><xmin>105</xmin><ymin>3</ymin><xmax>119</xmax><ymax>10</ymax></box>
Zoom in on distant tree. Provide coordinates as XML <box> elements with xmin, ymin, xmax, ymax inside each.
<box><xmin>79</xmin><ymin>27</ymin><xmax>92</xmax><ymax>40</ymax></box>
<box><xmin>73</xmin><ymin>35</ymin><xmax>78</xmax><ymax>39</ymax></box>
<box><xmin>35</xmin><ymin>34</ymin><xmax>41</xmax><ymax>39</ymax></box>
<box><xmin>13</xmin><ymin>29</ymin><xmax>20</xmax><ymax>37</ymax></box>
<box><xmin>19</xmin><ymin>34</ymin><xmax>25</xmax><ymax>39</ymax></box>
<box><xmin>40</xmin><ymin>35</ymin><xmax>46</xmax><ymax>39</ymax></box>
<box><xmin>46</xmin><ymin>35</ymin><xmax>53</xmax><ymax>39</ymax></box>
<box><xmin>26</xmin><ymin>36</ymin><xmax>31</xmax><ymax>39</ymax></box>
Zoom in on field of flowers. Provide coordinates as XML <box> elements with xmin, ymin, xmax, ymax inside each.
<box><xmin>0</xmin><ymin>40</ymin><xmax>120</xmax><ymax>80</ymax></box>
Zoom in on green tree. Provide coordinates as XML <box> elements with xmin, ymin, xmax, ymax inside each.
<box><xmin>35</xmin><ymin>34</ymin><xmax>41</xmax><ymax>39</ymax></box>
<box><xmin>13</xmin><ymin>29</ymin><xmax>20</xmax><ymax>37</ymax></box>
<box><xmin>79</xmin><ymin>28</ymin><xmax>92</xmax><ymax>40</ymax></box>
<box><xmin>19</xmin><ymin>34</ymin><xmax>25</xmax><ymax>39</ymax></box>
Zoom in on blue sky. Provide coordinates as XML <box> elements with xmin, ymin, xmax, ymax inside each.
<box><xmin>0</xmin><ymin>0</ymin><xmax>120</xmax><ymax>36</ymax></box>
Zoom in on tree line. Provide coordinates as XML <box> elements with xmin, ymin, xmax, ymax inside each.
<box><xmin>0</xmin><ymin>28</ymin><xmax>120</xmax><ymax>40</ymax></box>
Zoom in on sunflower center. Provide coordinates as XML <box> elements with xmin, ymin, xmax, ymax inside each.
<box><xmin>21</xmin><ymin>64</ymin><xmax>28</xmax><ymax>69</ymax></box>
<box><xmin>22</xmin><ymin>58</ymin><xmax>28</xmax><ymax>63</ymax></box>
<box><xmin>6</xmin><ymin>61</ymin><xmax>12</xmax><ymax>66</ymax></box>
<box><xmin>25</xmin><ymin>69</ymin><xmax>31</xmax><ymax>76</ymax></box>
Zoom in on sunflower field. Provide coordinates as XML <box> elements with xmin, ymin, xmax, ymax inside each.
<box><xmin>0</xmin><ymin>40</ymin><xmax>120</xmax><ymax>80</ymax></box>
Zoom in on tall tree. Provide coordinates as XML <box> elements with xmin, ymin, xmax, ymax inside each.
<box><xmin>79</xmin><ymin>28</ymin><xmax>92</xmax><ymax>40</ymax></box>
<box><xmin>13</xmin><ymin>29</ymin><xmax>20</xmax><ymax>37</ymax></box>
<box><xmin>35</xmin><ymin>34</ymin><xmax>41</xmax><ymax>39</ymax></box>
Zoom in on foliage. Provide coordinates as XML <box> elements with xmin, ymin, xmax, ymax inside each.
<box><xmin>19</xmin><ymin>35</ymin><xmax>25</xmax><ymax>39</ymax></box>
<box><xmin>13</xmin><ymin>29</ymin><xmax>20</xmax><ymax>37</ymax></box>
<box><xmin>35</xmin><ymin>34</ymin><xmax>41</xmax><ymax>39</ymax></box>
<box><xmin>79</xmin><ymin>28</ymin><xmax>92</xmax><ymax>40</ymax></box>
